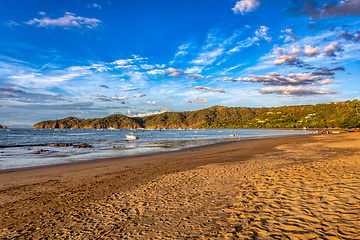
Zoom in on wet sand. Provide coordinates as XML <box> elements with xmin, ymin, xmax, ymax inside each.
<box><xmin>1</xmin><ymin>133</ymin><xmax>360</xmax><ymax>239</ymax></box>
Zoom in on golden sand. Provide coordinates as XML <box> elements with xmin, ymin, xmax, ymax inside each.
<box><xmin>1</xmin><ymin>133</ymin><xmax>359</xmax><ymax>239</ymax></box>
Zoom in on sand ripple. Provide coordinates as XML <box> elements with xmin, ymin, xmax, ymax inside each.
<box><xmin>1</xmin><ymin>133</ymin><xmax>360</xmax><ymax>239</ymax></box>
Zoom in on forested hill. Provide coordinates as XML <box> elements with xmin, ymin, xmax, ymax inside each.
<box><xmin>33</xmin><ymin>100</ymin><xmax>360</xmax><ymax>129</ymax></box>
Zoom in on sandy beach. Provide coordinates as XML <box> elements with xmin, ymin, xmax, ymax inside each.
<box><xmin>1</xmin><ymin>132</ymin><xmax>360</xmax><ymax>239</ymax></box>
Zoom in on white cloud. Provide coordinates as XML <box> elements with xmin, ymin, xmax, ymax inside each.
<box><xmin>111</xmin><ymin>56</ymin><xmax>151</xmax><ymax>71</ymax></box>
<box><xmin>8</xmin><ymin>64</ymin><xmax>94</xmax><ymax>88</ymax></box>
<box><xmin>4</xmin><ymin>20</ymin><xmax>20</xmax><ymax>27</ymax></box>
<box><xmin>174</xmin><ymin>43</ymin><xmax>191</xmax><ymax>58</ymax></box>
<box><xmin>98</xmin><ymin>92</ymin><xmax>145</xmax><ymax>102</ymax></box>
<box><xmin>175</xmin><ymin>29</ymin><xmax>249</xmax><ymax>68</ymax></box>
<box><xmin>165</xmin><ymin>68</ymin><xmax>203</xmax><ymax>79</ymax></box>
<box><xmin>87</xmin><ymin>3</ymin><xmax>102</xmax><ymax>10</ymax></box>
<box><xmin>224</xmin><ymin>63</ymin><xmax>247</xmax><ymax>72</ymax></box>
<box><xmin>155</xmin><ymin>64</ymin><xmax>165</xmax><ymax>68</ymax></box>
<box><xmin>123</xmin><ymin>87</ymin><xmax>140</xmax><ymax>91</ymax></box>
<box><xmin>165</xmin><ymin>68</ymin><xmax>183</xmax><ymax>77</ymax></box>
<box><xmin>147</xmin><ymin>69</ymin><xmax>165</xmax><ymax>75</ymax></box>
<box><xmin>185</xmin><ymin>66</ymin><xmax>204</xmax><ymax>74</ymax></box>
<box><xmin>312</xmin><ymin>78</ymin><xmax>335</xmax><ymax>86</ymax></box>
<box><xmin>89</xmin><ymin>63</ymin><xmax>111</xmax><ymax>72</ymax></box>
<box><xmin>273</xmin><ymin>46</ymin><xmax>287</xmax><ymax>55</ymax></box>
<box><xmin>191</xmin><ymin>86</ymin><xmax>226</xmax><ymax>93</ymax></box>
<box><xmin>112</xmin><ymin>59</ymin><xmax>138</xmax><ymax>70</ymax></box>
<box><xmin>125</xmin><ymin>108</ymin><xmax>170</xmax><ymax>117</ymax></box>
<box><xmin>303</xmin><ymin>45</ymin><xmax>320</xmax><ymax>56</ymax></box>
<box><xmin>259</xmin><ymin>86</ymin><xmax>339</xmax><ymax>96</ymax></box>
<box><xmin>283</xmin><ymin>29</ymin><xmax>293</xmax><ymax>35</ymax></box>
<box><xmin>272</xmin><ymin>44</ymin><xmax>321</xmax><ymax>65</ymax></box>
<box><xmin>280</xmin><ymin>28</ymin><xmax>296</xmax><ymax>43</ymax></box>
<box><xmin>186</xmin><ymin>74</ymin><xmax>204</xmax><ymax>80</ymax></box>
<box><xmin>143</xmin><ymin>101</ymin><xmax>159</xmax><ymax>104</ymax></box>
<box><xmin>67</xmin><ymin>63</ymin><xmax>111</xmax><ymax>73</ymax></box>
<box><xmin>109</xmin><ymin>96</ymin><xmax>131</xmax><ymax>101</ymax></box>
<box><xmin>324</xmin><ymin>42</ymin><xmax>342</xmax><ymax>57</ymax></box>
<box><xmin>284</xmin><ymin>35</ymin><xmax>293</xmax><ymax>43</ymax></box>
<box><xmin>290</xmin><ymin>44</ymin><xmax>302</xmax><ymax>54</ymax></box>
<box><xmin>190</xmin><ymin>47</ymin><xmax>225</xmax><ymax>65</ymax></box>
<box><xmin>273</xmin><ymin>54</ymin><xmax>299</xmax><ymax>65</ymax></box>
<box><xmin>232</xmin><ymin>0</ymin><xmax>260</xmax><ymax>15</ymax></box>
<box><xmin>26</xmin><ymin>12</ymin><xmax>101</xmax><ymax>29</ymax></box>
<box><xmin>141</xmin><ymin>64</ymin><xmax>154</xmax><ymax>70</ymax></box>
<box><xmin>227</xmin><ymin>38</ymin><xmax>258</xmax><ymax>54</ymax></box>
<box><xmin>228</xmin><ymin>72</ymin><xmax>334</xmax><ymax>86</ymax></box>
<box><xmin>255</xmin><ymin>26</ymin><xmax>272</xmax><ymax>42</ymax></box>
<box><xmin>112</xmin><ymin>59</ymin><xmax>133</xmax><ymax>66</ymax></box>
<box><xmin>194</xmin><ymin>97</ymin><xmax>209</xmax><ymax>103</ymax></box>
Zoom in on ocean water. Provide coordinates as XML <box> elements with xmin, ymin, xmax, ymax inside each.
<box><xmin>0</xmin><ymin>128</ymin><xmax>312</xmax><ymax>170</ymax></box>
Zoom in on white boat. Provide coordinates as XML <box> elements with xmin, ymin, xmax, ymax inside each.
<box><xmin>126</xmin><ymin>133</ymin><xmax>139</xmax><ymax>140</ymax></box>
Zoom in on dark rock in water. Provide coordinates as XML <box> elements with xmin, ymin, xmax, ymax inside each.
<box><xmin>48</xmin><ymin>142</ymin><xmax>92</xmax><ymax>148</ymax></box>
<box><xmin>33</xmin><ymin>149</ymin><xmax>49</xmax><ymax>154</ymax></box>
<box><xmin>51</xmin><ymin>143</ymin><xmax>73</xmax><ymax>147</ymax></box>
<box><xmin>73</xmin><ymin>143</ymin><xmax>93</xmax><ymax>148</ymax></box>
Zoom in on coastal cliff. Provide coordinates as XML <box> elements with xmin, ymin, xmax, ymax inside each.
<box><xmin>33</xmin><ymin>100</ymin><xmax>360</xmax><ymax>129</ymax></box>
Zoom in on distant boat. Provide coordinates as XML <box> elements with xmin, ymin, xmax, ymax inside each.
<box><xmin>126</xmin><ymin>133</ymin><xmax>139</xmax><ymax>140</ymax></box>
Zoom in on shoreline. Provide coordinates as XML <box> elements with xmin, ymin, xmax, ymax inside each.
<box><xmin>0</xmin><ymin>129</ymin><xmax>313</xmax><ymax>172</ymax></box>
<box><xmin>0</xmin><ymin>135</ymin><xmax>306</xmax><ymax>185</ymax></box>
<box><xmin>1</xmin><ymin>132</ymin><xmax>359</xmax><ymax>238</ymax></box>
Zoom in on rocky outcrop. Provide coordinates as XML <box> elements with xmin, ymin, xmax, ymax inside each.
<box><xmin>73</xmin><ymin>143</ymin><xmax>93</xmax><ymax>148</ymax></box>
<box><xmin>0</xmin><ymin>124</ymin><xmax>7</xmax><ymax>129</ymax></box>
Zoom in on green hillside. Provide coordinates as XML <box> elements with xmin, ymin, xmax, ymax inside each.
<box><xmin>248</xmin><ymin>100</ymin><xmax>360</xmax><ymax>129</ymax></box>
<box><xmin>33</xmin><ymin>115</ymin><xmax>142</xmax><ymax>129</ymax></box>
<box><xmin>33</xmin><ymin>100</ymin><xmax>360</xmax><ymax>129</ymax></box>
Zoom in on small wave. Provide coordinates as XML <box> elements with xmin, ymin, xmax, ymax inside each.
<box><xmin>97</xmin><ymin>142</ymin><xmax>125</xmax><ymax>145</ymax></box>
<box><xmin>0</xmin><ymin>143</ymin><xmax>48</xmax><ymax>148</ymax></box>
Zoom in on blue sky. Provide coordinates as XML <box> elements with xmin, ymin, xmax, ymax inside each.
<box><xmin>1</xmin><ymin>0</ymin><xmax>360</xmax><ymax>127</ymax></box>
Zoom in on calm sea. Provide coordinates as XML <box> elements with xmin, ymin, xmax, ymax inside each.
<box><xmin>0</xmin><ymin>128</ymin><xmax>312</xmax><ymax>170</ymax></box>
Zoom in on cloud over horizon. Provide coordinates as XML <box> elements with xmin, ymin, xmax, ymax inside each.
<box><xmin>225</xmin><ymin>72</ymin><xmax>335</xmax><ymax>86</ymax></box>
<box><xmin>259</xmin><ymin>86</ymin><xmax>339</xmax><ymax>96</ymax></box>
